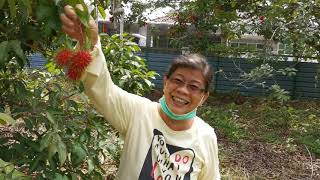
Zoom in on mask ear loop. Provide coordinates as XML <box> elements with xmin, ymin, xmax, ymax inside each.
<box><xmin>197</xmin><ymin>95</ymin><xmax>205</xmax><ymax>107</ymax></box>
<box><xmin>163</xmin><ymin>80</ymin><xmax>168</xmax><ymax>93</ymax></box>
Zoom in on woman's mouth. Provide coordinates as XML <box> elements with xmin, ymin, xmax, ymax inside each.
<box><xmin>172</xmin><ymin>96</ymin><xmax>189</xmax><ymax>106</ymax></box>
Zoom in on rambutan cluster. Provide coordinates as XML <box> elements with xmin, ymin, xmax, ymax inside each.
<box><xmin>55</xmin><ymin>49</ymin><xmax>92</xmax><ymax>80</ymax></box>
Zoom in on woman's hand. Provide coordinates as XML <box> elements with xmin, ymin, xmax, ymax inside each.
<box><xmin>59</xmin><ymin>4</ymin><xmax>98</xmax><ymax>49</ymax></box>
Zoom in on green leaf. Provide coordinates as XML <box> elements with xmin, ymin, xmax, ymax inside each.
<box><xmin>48</xmin><ymin>143</ymin><xmax>58</xmax><ymax>160</ymax></box>
<box><xmin>40</xmin><ymin>132</ymin><xmax>53</xmax><ymax>151</ymax></box>
<box><xmin>0</xmin><ymin>41</ymin><xmax>9</xmax><ymax>64</ymax></box>
<box><xmin>46</xmin><ymin>61</ymin><xmax>61</xmax><ymax>75</ymax></box>
<box><xmin>71</xmin><ymin>143</ymin><xmax>86</xmax><ymax>166</ymax></box>
<box><xmin>79</xmin><ymin>82</ymin><xmax>85</xmax><ymax>92</ymax></box>
<box><xmin>0</xmin><ymin>113</ymin><xmax>15</xmax><ymax>125</ymax></box>
<box><xmin>70</xmin><ymin>173</ymin><xmax>78</xmax><ymax>180</ymax></box>
<box><xmin>9</xmin><ymin>40</ymin><xmax>27</xmax><ymax>67</ymax></box>
<box><xmin>98</xmin><ymin>5</ymin><xmax>106</xmax><ymax>19</ymax></box>
<box><xmin>144</xmin><ymin>79</ymin><xmax>152</xmax><ymax>87</ymax></box>
<box><xmin>87</xmin><ymin>157</ymin><xmax>94</xmax><ymax>174</ymax></box>
<box><xmin>15</xmin><ymin>81</ymin><xmax>27</xmax><ymax>96</ymax></box>
<box><xmin>29</xmin><ymin>156</ymin><xmax>41</xmax><ymax>173</ymax></box>
<box><xmin>21</xmin><ymin>0</ymin><xmax>32</xmax><ymax>15</ymax></box>
<box><xmin>79</xmin><ymin>131</ymin><xmax>89</xmax><ymax>143</ymax></box>
<box><xmin>132</xmin><ymin>45</ymin><xmax>141</xmax><ymax>52</ymax></box>
<box><xmin>36</xmin><ymin>5</ymin><xmax>52</xmax><ymax>21</ymax></box>
<box><xmin>53</xmin><ymin>173</ymin><xmax>68</xmax><ymax>180</ymax></box>
<box><xmin>47</xmin><ymin>133</ymin><xmax>61</xmax><ymax>159</ymax></box>
<box><xmin>46</xmin><ymin>111</ymin><xmax>56</xmax><ymax>125</ymax></box>
<box><xmin>0</xmin><ymin>0</ymin><xmax>6</xmax><ymax>12</ymax></box>
<box><xmin>8</xmin><ymin>0</ymin><xmax>16</xmax><ymax>19</ymax></box>
<box><xmin>57</xmin><ymin>137</ymin><xmax>67</xmax><ymax>166</ymax></box>
<box><xmin>0</xmin><ymin>158</ymin><xmax>14</xmax><ymax>174</ymax></box>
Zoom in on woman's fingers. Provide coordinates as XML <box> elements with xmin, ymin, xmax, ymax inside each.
<box><xmin>60</xmin><ymin>13</ymin><xmax>75</xmax><ymax>28</ymax></box>
<box><xmin>64</xmin><ymin>5</ymin><xmax>78</xmax><ymax>22</ymax></box>
<box><xmin>60</xmin><ymin>4</ymin><xmax>99</xmax><ymax>48</ymax></box>
<box><xmin>60</xmin><ymin>14</ymin><xmax>80</xmax><ymax>40</ymax></box>
<box><xmin>59</xmin><ymin>5</ymin><xmax>83</xmax><ymax>41</ymax></box>
<box><xmin>88</xmin><ymin>17</ymin><xmax>98</xmax><ymax>46</ymax></box>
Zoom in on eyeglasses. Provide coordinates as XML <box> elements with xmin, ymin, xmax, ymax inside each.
<box><xmin>169</xmin><ymin>77</ymin><xmax>206</xmax><ymax>94</ymax></box>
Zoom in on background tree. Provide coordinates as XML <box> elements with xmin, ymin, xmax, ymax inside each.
<box><xmin>163</xmin><ymin>0</ymin><xmax>320</xmax><ymax>59</ymax></box>
<box><xmin>145</xmin><ymin>0</ymin><xmax>320</xmax><ymax>102</ymax></box>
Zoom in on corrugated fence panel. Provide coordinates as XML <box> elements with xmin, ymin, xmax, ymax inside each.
<box><xmin>143</xmin><ymin>51</ymin><xmax>181</xmax><ymax>88</ymax></box>
<box><xmin>27</xmin><ymin>53</ymin><xmax>46</xmax><ymax>69</ymax></box>
<box><xmin>294</xmin><ymin>63</ymin><xmax>319</xmax><ymax>98</ymax></box>
<box><xmin>29</xmin><ymin>50</ymin><xmax>320</xmax><ymax>98</ymax></box>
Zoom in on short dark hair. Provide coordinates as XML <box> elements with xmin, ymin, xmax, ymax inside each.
<box><xmin>165</xmin><ymin>54</ymin><xmax>213</xmax><ymax>92</ymax></box>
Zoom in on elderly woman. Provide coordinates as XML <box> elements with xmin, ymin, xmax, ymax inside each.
<box><xmin>60</xmin><ymin>5</ymin><xmax>220</xmax><ymax>180</ymax></box>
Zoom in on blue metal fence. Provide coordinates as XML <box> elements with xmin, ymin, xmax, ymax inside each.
<box><xmin>27</xmin><ymin>53</ymin><xmax>46</xmax><ymax>69</ymax></box>
<box><xmin>140</xmin><ymin>49</ymin><xmax>320</xmax><ymax>98</ymax></box>
<box><xmin>29</xmin><ymin>50</ymin><xmax>320</xmax><ymax>98</ymax></box>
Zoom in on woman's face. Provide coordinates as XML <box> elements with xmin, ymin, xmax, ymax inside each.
<box><xmin>163</xmin><ymin>67</ymin><xmax>209</xmax><ymax>115</ymax></box>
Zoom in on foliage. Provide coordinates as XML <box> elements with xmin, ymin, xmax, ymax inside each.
<box><xmin>158</xmin><ymin>0</ymin><xmax>320</xmax><ymax>59</ymax></box>
<box><xmin>268</xmin><ymin>85</ymin><xmax>291</xmax><ymax>104</ymax></box>
<box><xmin>0</xmin><ymin>0</ymin><xmax>157</xmax><ymax>178</ymax></box>
<box><xmin>199</xmin><ymin>104</ymin><xmax>248</xmax><ymax>142</ymax></box>
<box><xmin>0</xmin><ymin>0</ymin><xmax>60</xmax><ymax>70</ymax></box>
<box><xmin>199</xmin><ymin>94</ymin><xmax>320</xmax><ymax>156</ymax></box>
<box><xmin>217</xmin><ymin>61</ymin><xmax>296</xmax><ymax>103</ymax></box>
<box><xmin>101</xmin><ymin>34</ymin><xmax>158</xmax><ymax>95</ymax></box>
<box><xmin>0</xmin><ymin>158</ymin><xmax>31</xmax><ymax>180</ymax></box>
<box><xmin>0</xmin><ymin>0</ymin><xmax>115</xmax><ymax>72</ymax></box>
<box><xmin>0</xmin><ymin>68</ymin><xmax>116</xmax><ymax>179</ymax></box>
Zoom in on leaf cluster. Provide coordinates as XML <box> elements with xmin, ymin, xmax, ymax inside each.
<box><xmin>0</xmin><ymin>69</ymin><xmax>114</xmax><ymax>179</ymax></box>
<box><xmin>101</xmin><ymin>33</ymin><xmax>158</xmax><ymax>96</ymax></box>
<box><xmin>158</xmin><ymin>0</ymin><xmax>320</xmax><ymax>60</ymax></box>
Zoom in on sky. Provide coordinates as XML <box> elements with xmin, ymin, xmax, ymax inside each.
<box><xmin>85</xmin><ymin>0</ymin><xmax>174</xmax><ymax>21</ymax></box>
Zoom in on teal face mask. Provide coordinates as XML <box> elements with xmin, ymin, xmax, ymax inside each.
<box><xmin>159</xmin><ymin>96</ymin><xmax>197</xmax><ymax>121</ymax></box>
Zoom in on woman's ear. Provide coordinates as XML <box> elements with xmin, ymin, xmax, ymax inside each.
<box><xmin>200</xmin><ymin>92</ymin><xmax>210</xmax><ymax>106</ymax></box>
<box><xmin>163</xmin><ymin>76</ymin><xmax>168</xmax><ymax>93</ymax></box>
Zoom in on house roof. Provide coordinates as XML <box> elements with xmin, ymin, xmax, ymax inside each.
<box><xmin>149</xmin><ymin>15</ymin><xmax>176</xmax><ymax>24</ymax></box>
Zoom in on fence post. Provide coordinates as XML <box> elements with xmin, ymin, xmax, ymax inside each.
<box><xmin>292</xmin><ymin>62</ymin><xmax>298</xmax><ymax>99</ymax></box>
<box><xmin>214</xmin><ymin>56</ymin><xmax>220</xmax><ymax>93</ymax></box>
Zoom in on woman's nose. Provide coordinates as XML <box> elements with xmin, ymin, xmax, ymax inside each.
<box><xmin>176</xmin><ymin>83</ymin><xmax>189</xmax><ymax>94</ymax></box>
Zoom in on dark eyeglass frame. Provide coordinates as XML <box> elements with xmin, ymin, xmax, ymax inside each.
<box><xmin>168</xmin><ymin>77</ymin><xmax>206</xmax><ymax>94</ymax></box>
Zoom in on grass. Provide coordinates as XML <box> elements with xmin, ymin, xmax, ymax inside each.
<box><xmin>198</xmin><ymin>93</ymin><xmax>320</xmax><ymax>178</ymax></box>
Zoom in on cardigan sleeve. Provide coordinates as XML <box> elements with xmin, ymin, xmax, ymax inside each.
<box><xmin>80</xmin><ymin>38</ymin><xmax>151</xmax><ymax>135</ymax></box>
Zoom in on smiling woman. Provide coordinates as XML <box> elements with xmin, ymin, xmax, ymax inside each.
<box><xmin>60</xmin><ymin>4</ymin><xmax>220</xmax><ymax>180</ymax></box>
<box><xmin>159</xmin><ymin>54</ymin><xmax>213</xmax><ymax>130</ymax></box>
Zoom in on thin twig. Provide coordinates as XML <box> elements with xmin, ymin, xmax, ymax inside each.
<box><xmin>304</xmin><ymin>144</ymin><xmax>314</xmax><ymax>180</ymax></box>
<box><xmin>269</xmin><ymin>21</ymin><xmax>295</xmax><ymax>41</ymax></box>
<box><xmin>217</xmin><ymin>70</ymin><xmax>263</xmax><ymax>90</ymax></box>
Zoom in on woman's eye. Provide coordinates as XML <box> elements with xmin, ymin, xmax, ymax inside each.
<box><xmin>174</xmin><ymin>78</ymin><xmax>184</xmax><ymax>84</ymax></box>
<box><xmin>189</xmin><ymin>85</ymin><xmax>200</xmax><ymax>91</ymax></box>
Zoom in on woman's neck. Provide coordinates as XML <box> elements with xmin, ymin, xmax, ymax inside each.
<box><xmin>158</xmin><ymin>104</ymin><xmax>194</xmax><ymax>131</ymax></box>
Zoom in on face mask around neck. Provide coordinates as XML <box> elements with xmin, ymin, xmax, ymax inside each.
<box><xmin>159</xmin><ymin>96</ymin><xmax>204</xmax><ymax>121</ymax></box>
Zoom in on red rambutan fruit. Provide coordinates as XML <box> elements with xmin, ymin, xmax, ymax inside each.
<box><xmin>55</xmin><ymin>49</ymin><xmax>73</xmax><ymax>67</ymax></box>
<box><xmin>66</xmin><ymin>68</ymin><xmax>82</xmax><ymax>81</ymax></box>
<box><xmin>70</xmin><ymin>50</ymin><xmax>92</xmax><ymax>71</ymax></box>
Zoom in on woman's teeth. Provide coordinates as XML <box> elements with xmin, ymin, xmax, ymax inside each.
<box><xmin>173</xmin><ymin>96</ymin><xmax>188</xmax><ymax>105</ymax></box>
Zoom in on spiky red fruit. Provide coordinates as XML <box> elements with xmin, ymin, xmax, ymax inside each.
<box><xmin>66</xmin><ymin>68</ymin><xmax>82</xmax><ymax>80</ymax></box>
<box><xmin>70</xmin><ymin>50</ymin><xmax>92</xmax><ymax>71</ymax></box>
<box><xmin>259</xmin><ymin>15</ymin><xmax>265</xmax><ymax>23</ymax></box>
<box><xmin>55</xmin><ymin>49</ymin><xmax>73</xmax><ymax>67</ymax></box>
